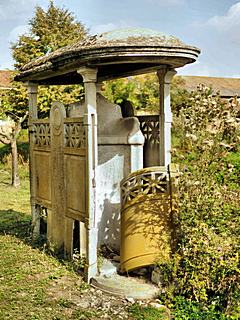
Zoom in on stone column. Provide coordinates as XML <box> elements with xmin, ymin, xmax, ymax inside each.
<box><xmin>77</xmin><ymin>67</ymin><xmax>98</xmax><ymax>282</ymax></box>
<box><xmin>157</xmin><ymin>69</ymin><xmax>177</xmax><ymax>167</ymax></box>
<box><xmin>27</xmin><ymin>82</ymin><xmax>40</xmax><ymax>239</ymax></box>
<box><xmin>28</xmin><ymin>83</ymin><xmax>38</xmax><ymax>120</ymax></box>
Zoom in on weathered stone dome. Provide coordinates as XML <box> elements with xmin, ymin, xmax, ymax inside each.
<box><xmin>16</xmin><ymin>28</ymin><xmax>200</xmax><ymax>84</ymax></box>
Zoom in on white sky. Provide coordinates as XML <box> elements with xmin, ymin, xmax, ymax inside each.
<box><xmin>0</xmin><ymin>0</ymin><xmax>240</xmax><ymax>77</ymax></box>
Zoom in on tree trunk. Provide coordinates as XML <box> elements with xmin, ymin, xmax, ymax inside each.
<box><xmin>11</xmin><ymin>139</ymin><xmax>20</xmax><ymax>187</ymax></box>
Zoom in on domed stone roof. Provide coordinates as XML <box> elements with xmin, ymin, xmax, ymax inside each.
<box><xmin>65</xmin><ymin>28</ymin><xmax>187</xmax><ymax>49</ymax></box>
<box><xmin>16</xmin><ymin>28</ymin><xmax>200</xmax><ymax>84</ymax></box>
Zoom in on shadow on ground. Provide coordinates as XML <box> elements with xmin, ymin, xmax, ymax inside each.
<box><xmin>0</xmin><ymin>209</ymin><xmax>31</xmax><ymax>239</ymax></box>
<box><xmin>0</xmin><ymin>209</ymin><xmax>85</xmax><ymax>276</ymax></box>
<box><xmin>0</xmin><ymin>209</ymin><xmax>54</xmax><ymax>260</ymax></box>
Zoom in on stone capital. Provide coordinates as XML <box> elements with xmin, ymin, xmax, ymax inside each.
<box><xmin>25</xmin><ymin>82</ymin><xmax>38</xmax><ymax>94</ymax></box>
<box><xmin>77</xmin><ymin>67</ymin><xmax>98</xmax><ymax>83</ymax></box>
<box><xmin>157</xmin><ymin>69</ymin><xmax>177</xmax><ymax>84</ymax></box>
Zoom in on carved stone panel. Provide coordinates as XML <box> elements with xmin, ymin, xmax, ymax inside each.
<box><xmin>137</xmin><ymin>115</ymin><xmax>160</xmax><ymax>167</ymax></box>
<box><xmin>34</xmin><ymin>151</ymin><xmax>51</xmax><ymax>204</ymax></box>
<box><xmin>33</xmin><ymin>123</ymin><xmax>51</xmax><ymax>148</ymax></box>
<box><xmin>65</xmin><ymin>154</ymin><xmax>86</xmax><ymax>221</ymax></box>
<box><xmin>64</xmin><ymin>121</ymin><xmax>86</xmax><ymax>148</ymax></box>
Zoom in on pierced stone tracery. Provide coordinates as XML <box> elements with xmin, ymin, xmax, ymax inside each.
<box><xmin>137</xmin><ymin>115</ymin><xmax>160</xmax><ymax>145</ymax></box>
<box><xmin>121</xmin><ymin>169</ymin><xmax>169</xmax><ymax>207</ymax></box>
<box><xmin>33</xmin><ymin>123</ymin><xmax>51</xmax><ymax>147</ymax></box>
<box><xmin>64</xmin><ymin>122</ymin><xmax>86</xmax><ymax>148</ymax></box>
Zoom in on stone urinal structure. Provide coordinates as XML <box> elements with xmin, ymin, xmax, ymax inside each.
<box><xmin>16</xmin><ymin>29</ymin><xmax>200</xmax><ymax>290</ymax></box>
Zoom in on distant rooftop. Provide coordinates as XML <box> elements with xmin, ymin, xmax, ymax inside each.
<box><xmin>0</xmin><ymin>70</ymin><xmax>14</xmax><ymax>89</ymax></box>
<box><xmin>178</xmin><ymin>75</ymin><xmax>240</xmax><ymax>98</ymax></box>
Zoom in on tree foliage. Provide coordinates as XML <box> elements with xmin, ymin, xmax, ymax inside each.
<box><xmin>0</xmin><ymin>2</ymin><xmax>87</xmax><ymax>119</ymax></box>
<box><xmin>102</xmin><ymin>73</ymin><xmax>159</xmax><ymax>113</ymax></box>
<box><xmin>12</xmin><ymin>1</ymin><xmax>87</xmax><ymax>69</ymax></box>
<box><xmin>0</xmin><ymin>1</ymin><xmax>87</xmax><ymax>187</ymax></box>
<box><xmin>102</xmin><ymin>73</ymin><xmax>191</xmax><ymax>114</ymax></box>
<box><xmin>0</xmin><ymin>82</ymin><xmax>84</xmax><ymax>120</ymax></box>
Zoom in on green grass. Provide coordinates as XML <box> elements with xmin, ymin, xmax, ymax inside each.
<box><xmin>1</xmin><ymin>164</ymin><xmax>170</xmax><ymax>320</ymax></box>
<box><xmin>0</xmin><ymin>163</ymin><xmax>30</xmax><ymax>212</ymax></box>
<box><xmin>0</xmin><ymin>166</ymin><xmax>77</xmax><ymax>319</ymax></box>
<box><xmin>0</xmin><ymin>165</ymin><xmax>97</xmax><ymax>319</ymax></box>
<box><xmin>0</xmin><ymin>234</ymin><xmax>72</xmax><ymax>319</ymax></box>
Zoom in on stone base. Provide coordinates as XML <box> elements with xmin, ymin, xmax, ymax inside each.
<box><xmin>91</xmin><ymin>273</ymin><xmax>159</xmax><ymax>299</ymax></box>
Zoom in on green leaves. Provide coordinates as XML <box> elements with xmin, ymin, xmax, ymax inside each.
<box><xmin>160</xmin><ymin>85</ymin><xmax>240</xmax><ymax>316</ymax></box>
<box><xmin>102</xmin><ymin>73</ymin><xmax>159</xmax><ymax>113</ymax></box>
<box><xmin>0</xmin><ymin>2</ymin><xmax>87</xmax><ymax>119</ymax></box>
<box><xmin>12</xmin><ymin>1</ymin><xmax>87</xmax><ymax>69</ymax></box>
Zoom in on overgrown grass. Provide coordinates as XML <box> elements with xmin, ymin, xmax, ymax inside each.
<box><xmin>171</xmin><ymin>296</ymin><xmax>237</xmax><ymax>320</ymax></box>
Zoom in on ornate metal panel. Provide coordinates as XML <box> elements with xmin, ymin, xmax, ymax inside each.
<box><xmin>120</xmin><ymin>166</ymin><xmax>177</xmax><ymax>273</ymax></box>
<box><xmin>121</xmin><ymin>168</ymin><xmax>169</xmax><ymax>208</ymax></box>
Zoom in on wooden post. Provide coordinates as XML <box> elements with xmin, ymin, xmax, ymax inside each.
<box><xmin>157</xmin><ymin>69</ymin><xmax>177</xmax><ymax>166</ymax></box>
<box><xmin>77</xmin><ymin>67</ymin><xmax>98</xmax><ymax>282</ymax></box>
<box><xmin>27</xmin><ymin>82</ymin><xmax>40</xmax><ymax>239</ymax></box>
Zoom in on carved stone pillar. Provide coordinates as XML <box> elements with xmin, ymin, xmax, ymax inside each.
<box><xmin>49</xmin><ymin>102</ymin><xmax>66</xmax><ymax>251</ymax></box>
<box><xmin>27</xmin><ymin>82</ymin><xmax>40</xmax><ymax>239</ymax></box>
<box><xmin>77</xmin><ymin>67</ymin><xmax>98</xmax><ymax>282</ymax></box>
<box><xmin>157</xmin><ymin>69</ymin><xmax>177</xmax><ymax>166</ymax></box>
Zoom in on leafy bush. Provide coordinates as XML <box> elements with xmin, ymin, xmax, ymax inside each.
<box><xmin>159</xmin><ymin>85</ymin><xmax>240</xmax><ymax>317</ymax></box>
<box><xmin>129</xmin><ymin>303</ymin><xmax>169</xmax><ymax>320</ymax></box>
<box><xmin>102</xmin><ymin>73</ymin><xmax>159</xmax><ymax>113</ymax></box>
<box><xmin>172</xmin><ymin>296</ymin><xmax>237</xmax><ymax>320</ymax></box>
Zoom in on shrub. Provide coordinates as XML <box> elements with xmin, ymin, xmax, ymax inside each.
<box><xmin>159</xmin><ymin>85</ymin><xmax>240</xmax><ymax>316</ymax></box>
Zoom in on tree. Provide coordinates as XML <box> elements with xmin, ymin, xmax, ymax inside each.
<box><xmin>0</xmin><ymin>1</ymin><xmax>87</xmax><ymax>186</ymax></box>
<box><xmin>7</xmin><ymin>0</ymin><xmax>87</xmax><ymax>119</ymax></box>
<box><xmin>0</xmin><ymin>113</ymin><xmax>28</xmax><ymax>187</ymax></box>
<box><xmin>8</xmin><ymin>1</ymin><xmax>87</xmax><ymax>119</ymax></box>
<box><xmin>12</xmin><ymin>1</ymin><xmax>87</xmax><ymax>69</ymax></box>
